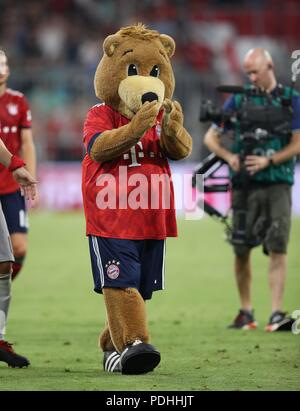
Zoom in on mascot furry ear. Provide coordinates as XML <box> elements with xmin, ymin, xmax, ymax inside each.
<box><xmin>103</xmin><ymin>34</ymin><xmax>122</xmax><ymax>57</ymax></box>
<box><xmin>159</xmin><ymin>34</ymin><xmax>175</xmax><ymax>57</ymax></box>
<box><xmin>82</xmin><ymin>23</ymin><xmax>192</xmax><ymax>375</ymax></box>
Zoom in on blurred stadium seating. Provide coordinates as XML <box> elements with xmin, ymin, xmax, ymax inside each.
<box><xmin>1</xmin><ymin>0</ymin><xmax>300</xmax><ymax>163</ymax></box>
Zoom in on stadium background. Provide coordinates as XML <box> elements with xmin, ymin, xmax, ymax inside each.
<box><xmin>0</xmin><ymin>0</ymin><xmax>299</xmax><ymax>391</ymax></box>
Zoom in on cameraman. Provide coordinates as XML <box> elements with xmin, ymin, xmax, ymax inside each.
<box><xmin>204</xmin><ymin>48</ymin><xmax>300</xmax><ymax>331</ymax></box>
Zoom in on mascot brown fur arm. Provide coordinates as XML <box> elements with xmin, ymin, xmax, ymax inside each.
<box><xmin>89</xmin><ymin>97</ymin><xmax>192</xmax><ymax>163</ymax></box>
<box><xmin>90</xmin><ymin>101</ymin><xmax>159</xmax><ymax>163</ymax></box>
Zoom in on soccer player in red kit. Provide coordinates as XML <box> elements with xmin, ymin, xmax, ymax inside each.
<box><xmin>0</xmin><ymin>137</ymin><xmax>37</xmax><ymax>367</ymax></box>
<box><xmin>0</xmin><ymin>49</ymin><xmax>37</xmax><ymax>280</ymax></box>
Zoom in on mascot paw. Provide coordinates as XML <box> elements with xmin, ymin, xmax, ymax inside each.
<box><xmin>120</xmin><ymin>340</ymin><xmax>161</xmax><ymax>375</ymax></box>
<box><xmin>103</xmin><ymin>350</ymin><xmax>122</xmax><ymax>373</ymax></box>
<box><xmin>162</xmin><ymin>98</ymin><xmax>184</xmax><ymax>137</ymax></box>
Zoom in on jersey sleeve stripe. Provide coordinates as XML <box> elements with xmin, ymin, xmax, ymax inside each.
<box><xmin>87</xmin><ymin>132</ymin><xmax>102</xmax><ymax>155</ymax></box>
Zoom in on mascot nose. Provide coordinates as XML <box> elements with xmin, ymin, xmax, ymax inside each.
<box><xmin>141</xmin><ymin>92</ymin><xmax>158</xmax><ymax>104</ymax></box>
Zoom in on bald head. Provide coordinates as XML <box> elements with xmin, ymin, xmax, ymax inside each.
<box><xmin>244</xmin><ymin>48</ymin><xmax>273</xmax><ymax>68</ymax></box>
<box><xmin>243</xmin><ymin>48</ymin><xmax>276</xmax><ymax>91</ymax></box>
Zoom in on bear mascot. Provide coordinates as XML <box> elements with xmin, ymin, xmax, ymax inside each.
<box><xmin>82</xmin><ymin>23</ymin><xmax>192</xmax><ymax>375</ymax></box>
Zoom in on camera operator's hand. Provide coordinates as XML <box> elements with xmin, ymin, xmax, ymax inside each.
<box><xmin>245</xmin><ymin>155</ymin><xmax>270</xmax><ymax>175</ymax></box>
<box><xmin>227</xmin><ymin>153</ymin><xmax>241</xmax><ymax>172</ymax></box>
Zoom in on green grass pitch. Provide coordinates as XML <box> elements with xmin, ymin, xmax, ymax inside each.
<box><xmin>1</xmin><ymin>212</ymin><xmax>299</xmax><ymax>391</ymax></box>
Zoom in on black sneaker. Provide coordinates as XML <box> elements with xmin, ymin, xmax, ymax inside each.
<box><xmin>120</xmin><ymin>339</ymin><xmax>160</xmax><ymax>375</ymax></box>
<box><xmin>265</xmin><ymin>311</ymin><xmax>294</xmax><ymax>332</ymax></box>
<box><xmin>103</xmin><ymin>350</ymin><xmax>121</xmax><ymax>372</ymax></box>
<box><xmin>228</xmin><ymin>309</ymin><xmax>258</xmax><ymax>330</ymax></box>
<box><xmin>0</xmin><ymin>340</ymin><xmax>30</xmax><ymax>368</ymax></box>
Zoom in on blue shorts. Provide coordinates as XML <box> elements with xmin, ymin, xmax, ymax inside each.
<box><xmin>0</xmin><ymin>190</ymin><xmax>28</xmax><ymax>234</ymax></box>
<box><xmin>88</xmin><ymin>236</ymin><xmax>166</xmax><ymax>300</ymax></box>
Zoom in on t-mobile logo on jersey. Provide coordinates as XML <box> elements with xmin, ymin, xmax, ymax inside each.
<box><xmin>123</xmin><ymin>142</ymin><xmax>163</xmax><ymax>167</ymax></box>
<box><xmin>123</xmin><ymin>141</ymin><xmax>144</xmax><ymax>167</ymax></box>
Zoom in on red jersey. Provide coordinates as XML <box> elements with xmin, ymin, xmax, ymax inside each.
<box><xmin>0</xmin><ymin>88</ymin><xmax>32</xmax><ymax>194</ymax></box>
<box><xmin>82</xmin><ymin>103</ymin><xmax>177</xmax><ymax>240</ymax></box>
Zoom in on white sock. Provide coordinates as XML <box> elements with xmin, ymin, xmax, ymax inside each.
<box><xmin>0</xmin><ymin>273</ymin><xmax>11</xmax><ymax>340</ymax></box>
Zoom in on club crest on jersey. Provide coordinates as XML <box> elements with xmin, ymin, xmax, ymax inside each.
<box><xmin>7</xmin><ymin>103</ymin><xmax>18</xmax><ymax>116</ymax></box>
<box><xmin>105</xmin><ymin>260</ymin><xmax>120</xmax><ymax>279</ymax></box>
<box><xmin>156</xmin><ymin>123</ymin><xmax>161</xmax><ymax>138</ymax></box>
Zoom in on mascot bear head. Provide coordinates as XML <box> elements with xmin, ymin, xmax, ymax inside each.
<box><xmin>94</xmin><ymin>23</ymin><xmax>176</xmax><ymax>118</ymax></box>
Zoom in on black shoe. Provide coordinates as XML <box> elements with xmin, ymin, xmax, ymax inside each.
<box><xmin>103</xmin><ymin>350</ymin><xmax>121</xmax><ymax>372</ymax></box>
<box><xmin>265</xmin><ymin>311</ymin><xmax>294</xmax><ymax>332</ymax></box>
<box><xmin>0</xmin><ymin>340</ymin><xmax>30</xmax><ymax>368</ymax></box>
<box><xmin>120</xmin><ymin>340</ymin><xmax>160</xmax><ymax>375</ymax></box>
<box><xmin>228</xmin><ymin>309</ymin><xmax>258</xmax><ymax>330</ymax></box>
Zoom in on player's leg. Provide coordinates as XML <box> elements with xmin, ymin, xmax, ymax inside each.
<box><xmin>0</xmin><ymin>205</ymin><xmax>14</xmax><ymax>344</ymax></box>
<box><xmin>0</xmin><ymin>261</ymin><xmax>12</xmax><ymax>342</ymax></box>
<box><xmin>10</xmin><ymin>233</ymin><xmax>27</xmax><ymax>280</ymax></box>
<box><xmin>0</xmin><ymin>205</ymin><xmax>29</xmax><ymax>367</ymax></box>
<box><xmin>0</xmin><ymin>191</ymin><xmax>28</xmax><ymax>280</ymax></box>
<box><xmin>0</xmin><ymin>261</ymin><xmax>30</xmax><ymax>368</ymax></box>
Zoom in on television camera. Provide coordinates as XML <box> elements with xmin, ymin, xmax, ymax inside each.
<box><xmin>193</xmin><ymin>83</ymin><xmax>295</xmax><ymax>245</ymax></box>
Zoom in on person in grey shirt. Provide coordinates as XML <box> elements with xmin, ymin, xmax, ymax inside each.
<box><xmin>0</xmin><ymin>138</ymin><xmax>36</xmax><ymax>367</ymax></box>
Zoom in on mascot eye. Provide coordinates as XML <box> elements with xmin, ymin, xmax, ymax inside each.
<box><xmin>150</xmin><ymin>65</ymin><xmax>160</xmax><ymax>77</ymax></box>
<box><xmin>128</xmin><ymin>64</ymin><xmax>138</xmax><ymax>76</ymax></box>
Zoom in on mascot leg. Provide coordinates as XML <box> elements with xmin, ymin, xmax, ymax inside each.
<box><xmin>103</xmin><ymin>287</ymin><xmax>160</xmax><ymax>374</ymax></box>
<box><xmin>99</xmin><ymin>325</ymin><xmax>115</xmax><ymax>352</ymax></box>
<box><xmin>99</xmin><ymin>324</ymin><xmax>122</xmax><ymax>373</ymax></box>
